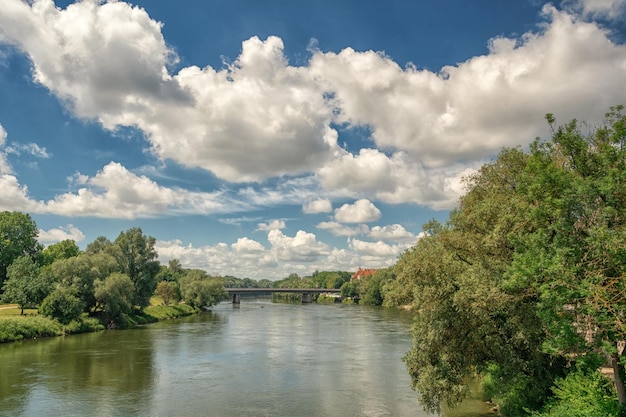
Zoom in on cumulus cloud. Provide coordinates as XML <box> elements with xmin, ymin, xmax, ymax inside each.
<box><xmin>317</xmin><ymin>221</ymin><xmax>368</xmax><ymax>237</ymax></box>
<box><xmin>0</xmin><ymin>161</ymin><xmax>255</xmax><ymax>218</ymax></box>
<box><xmin>302</xmin><ymin>198</ymin><xmax>332</xmax><ymax>214</ymax></box>
<box><xmin>0</xmin><ymin>174</ymin><xmax>40</xmax><ymax>211</ymax></box>
<box><xmin>2</xmin><ymin>1</ymin><xmax>626</xmax><ymax>209</ymax></box>
<box><xmin>257</xmin><ymin>219</ymin><xmax>286</xmax><ymax>232</ymax></box>
<box><xmin>38</xmin><ymin>224</ymin><xmax>85</xmax><ymax>245</ymax></box>
<box><xmin>368</xmin><ymin>224</ymin><xmax>417</xmax><ymax>244</ymax></box>
<box><xmin>231</xmin><ymin>237</ymin><xmax>266</xmax><ymax>258</ymax></box>
<box><xmin>267</xmin><ymin>229</ymin><xmax>330</xmax><ymax>262</ymax></box>
<box><xmin>156</xmin><ymin>228</ymin><xmax>370</xmax><ymax>280</ymax></box>
<box><xmin>334</xmin><ymin>199</ymin><xmax>381</xmax><ymax>223</ymax></box>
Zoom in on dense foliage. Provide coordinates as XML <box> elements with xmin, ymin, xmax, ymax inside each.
<box><xmin>392</xmin><ymin>106</ymin><xmax>626</xmax><ymax>415</ymax></box>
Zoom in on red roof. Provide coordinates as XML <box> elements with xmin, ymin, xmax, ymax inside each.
<box><xmin>351</xmin><ymin>267</ymin><xmax>378</xmax><ymax>280</ymax></box>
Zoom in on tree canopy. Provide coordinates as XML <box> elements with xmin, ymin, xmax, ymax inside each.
<box><xmin>0</xmin><ymin>211</ymin><xmax>40</xmax><ymax>290</ymax></box>
<box><xmin>398</xmin><ymin>106</ymin><xmax>626</xmax><ymax>415</ymax></box>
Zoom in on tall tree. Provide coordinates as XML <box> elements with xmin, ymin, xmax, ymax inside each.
<box><xmin>179</xmin><ymin>269</ymin><xmax>226</xmax><ymax>308</ymax></box>
<box><xmin>114</xmin><ymin>228</ymin><xmax>160</xmax><ymax>308</ymax></box>
<box><xmin>94</xmin><ymin>272</ymin><xmax>135</xmax><ymax>328</ymax></box>
<box><xmin>401</xmin><ymin>107</ymin><xmax>626</xmax><ymax>414</ymax></box>
<box><xmin>0</xmin><ymin>211</ymin><xmax>41</xmax><ymax>290</ymax></box>
<box><xmin>1</xmin><ymin>255</ymin><xmax>47</xmax><ymax>314</ymax></box>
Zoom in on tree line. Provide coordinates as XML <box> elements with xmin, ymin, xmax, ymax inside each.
<box><xmin>0</xmin><ymin>220</ymin><xmax>226</xmax><ymax>328</ymax></box>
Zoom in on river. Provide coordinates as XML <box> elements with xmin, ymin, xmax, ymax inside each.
<box><xmin>0</xmin><ymin>299</ymin><xmax>490</xmax><ymax>416</ymax></box>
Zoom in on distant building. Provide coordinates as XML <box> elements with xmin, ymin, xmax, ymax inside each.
<box><xmin>351</xmin><ymin>267</ymin><xmax>379</xmax><ymax>281</ymax></box>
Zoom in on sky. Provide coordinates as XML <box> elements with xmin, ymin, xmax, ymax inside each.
<box><xmin>0</xmin><ymin>0</ymin><xmax>625</xmax><ymax>280</ymax></box>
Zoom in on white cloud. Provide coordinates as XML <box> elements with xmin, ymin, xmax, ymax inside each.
<box><xmin>368</xmin><ymin>224</ymin><xmax>416</xmax><ymax>244</ymax></box>
<box><xmin>0</xmin><ymin>174</ymin><xmax>40</xmax><ymax>211</ymax></box>
<box><xmin>5</xmin><ymin>142</ymin><xmax>50</xmax><ymax>158</ymax></box>
<box><xmin>231</xmin><ymin>237</ymin><xmax>266</xmax><ymax>258</ymax></box>
<box><xmin>257</xmin><ymin>219</ymin><xmax>286</xmax><ymax>232</ymax></box>
<box><xmin>317</xmin><ymin>221</ymin><xmax>368</xmax><ymax>237</ymax></box>
<box><xmin>38</xmin><ymin>224</ymin><xmax>85</xmax><ymax>245</ymax></box>
<box><xmin>563</xmin><ymin>0</ymin><xmax>626</xmax><ymax>18</ymax></box>
<box><xmin>334</xmin><ymin>199</ymin><xmax>381</xmax><ymax>223</ymax></box>
<box><xmin>0</xmin><ymin>124</ymin><xmax>11</xmax><ymax>175</ymax></box>
<box><xmin>348</xmin><ymin>238</ymin><xmax>407</xmax><ymax>259</ymax></box>
<box><xmin>267</xmin><ymin>229</ymin><xmax>330</xmax><ymax>262</ymax></box>
<box><xmin>0</xmin><ymin>161</ymin><xmax>254</xmax><ymax>218</ymax></box>
<box><xmin>1</xmin><ymin>1</ymin><xmax>625</xmax><ymax>214</ymax></box>
<box><xmin>302</xmin><ymin>198</ymin><xmax>332</xmax><ymax>214</ymax></box>
<box><xmin>317</xmin><ymin>148</ymin><xmax>473</xmax><ymax>209</ymax></box>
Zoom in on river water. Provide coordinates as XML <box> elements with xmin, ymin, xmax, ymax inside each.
<box><xmin>0</xmin><ymin>300</ymin><xmax>489</xmax><ymax>417</ymax></box>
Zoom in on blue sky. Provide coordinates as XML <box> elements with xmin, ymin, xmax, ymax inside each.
<box><xmin>1</xmin><ymin>0</ymin><xmax>625</xmax><ymax>279</ymax></box>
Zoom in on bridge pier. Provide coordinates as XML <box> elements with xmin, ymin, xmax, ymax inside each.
<box><xmin>232</xmin><ymin>293</ymin><xmax>240</xmax><ymax>305</ymax></box>
<box><xmin>301</xmin><ymin>292</ymin><xmax>312</xmax><ymax>303</ymax></box>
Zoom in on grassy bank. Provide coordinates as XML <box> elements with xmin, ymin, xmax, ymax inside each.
<box><xmin>0</xmin><ymin>300</ymin><xmax>200</xmax><ymax>343</ymax></box>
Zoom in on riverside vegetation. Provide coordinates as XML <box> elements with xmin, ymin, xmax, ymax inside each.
<box><xmin>2</xmin><ymin>106</ymin><xmax>626</xmax><ymax>415</ymax></box>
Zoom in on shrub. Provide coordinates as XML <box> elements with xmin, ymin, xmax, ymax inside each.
<box><xmin>39</xmin><ymin>287</ymin><xmax>84</xmax><ymax>325</ymax></box>
<box><xmin>531</xmin><ymin>369</ymin><xmax>620</xmax><ymax>417</ymax></box>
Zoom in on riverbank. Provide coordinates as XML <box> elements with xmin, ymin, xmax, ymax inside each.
<box><xmin>0</xmin><ymin>301</ymin><xmax>200</xmax><ymax>343</ymax></box>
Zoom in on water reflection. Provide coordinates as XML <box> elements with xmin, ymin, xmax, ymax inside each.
<box><xmin>0</xmin><ymin>302</ymin><xmax>487</xmax><ymax>416</ymax></box>
<box><xmin>0</xmin><ymin>328</ymin><xmax>156</xmax><ymax>416</ymax></box>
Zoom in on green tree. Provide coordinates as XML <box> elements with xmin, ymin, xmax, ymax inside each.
<box><xmin>0</xmin><ymin>211</ymin><xmax>41</xmax><ymax>290</ymax></box>
<box><xmin>39</xmin><ymin>286</ymin><xmax>84</xmax><ymax>324</ymax></box>
<box><xmin>41</xmin><ymin>252</ymin><xmax>119</xmax><ymax>313</ymax></box>
<box><xmin>155</xmin><ymin>280</ymin><xmax>180</xmax><ymax>305</ymax></box>
<box><xmin>401</xmin><ymin>108</ymin><xmax>626</xmax><ymax>414</ymax></box>
<box><xmin>361</xmin><ymin>268</ymin><xmax>394</xmax><ymax>305</ymax></box>
<box><xmin>532</xmin><ymin>369</ymin><xmax>621</xmax><ymax>417</ymax></box>
<box><xmin>1</xmin><ymin>255</ymin><xmax>48</xmax><ymax>314</ymax></box>
<box><xmin>506</xmin><ymin>106</ymin><xmax>626</xmax><ymax>405</ymax></box>
<box><xmin>85</xmin><ymin>236</ymin><xmax>115</xmax><ymax>255</ymax></box>
<box><xmin>94</xmin><ymin>272</ymin><xmax>135</xmax><ymax>327</ymax></box>
<box><xmin>340</xmin><ymin>281</ymin><xmax>358</xmax><ymax>300</ymax></box>
<box><xmin>40</xmin><ymin>239</ymin><xmax>80</xmax><ymax>266</ymax></box>
<box><xmin>114</xmin><ymin>228</ymin><xmax>160</xmax><ymax>308</ymax></box>
<box><xmin>402</xmin><ymin>147</ymin><xmax>563</xmax><ymax>415</ymax></box>
<box><xmin>179</xmin><ymin>270</ymin><xmax>226</xmax><ymax>308</ymax></box>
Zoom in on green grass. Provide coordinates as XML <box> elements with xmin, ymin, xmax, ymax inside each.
<box><xmin>0</xmin><ymin>304</ymin><xmax>38</xmax><ymax>317</ymax></box>
<box><xmin>0</xmin><ymin>300</ymin><xmax>200</xmax><ymax>343</ymax></box>
<box><xmin>143</xmin><ymin>303</ymin><xmax>198</xmax><ymax>320</ymax></box>
<box><xmin>0</xmin><ymin>315</ymin><xmax>63</xmax><ymax>343</ymax></box>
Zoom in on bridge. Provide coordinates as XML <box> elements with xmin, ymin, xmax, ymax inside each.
<box><xmin>225</xmin><ymin>288</ymin><xmax>342</xmax><ymax>304</ymax></box>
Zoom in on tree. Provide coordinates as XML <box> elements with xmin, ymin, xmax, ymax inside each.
<box><xmin>0</xmin><ymin>211</ymin><xmax>41</xmax><ymax>290</ymax></box>
<box><xmin>41</xmin><ymin>252</ymin><xmax>119</xmax><ymax>313</ymax></box>
<box><xmin>85</xmin><ymin>236</ymin><xmax>114</xmax><ymax>255</ymax></box>
<box><xmin>94</xmin><ymin>272</ymin><xmax>135</xmax><ymax>327</ymax></box>
<box><xmin>402</xmin><ymin>147</ymin><xmax>562</xmax><ymax>415</ymax></box>
<box><xmin>155</xmin><ymin>280</ymin><xmax>180</xmax><ymax>305</ymax></box>
<box><xmin>39</xmin><ymin>286</ymin><xmax>84</xmax><ymax>324</ymax></box>
<box><xmin>114</xmin><ymin>228</ymin><xmax>160</xmax><ymax>308</ymax></box>
<box><xmin>40</xmin><ymin>239</ymin><xmax>80</xmax><ymax>266</ymax></box>
<box><xmin>401</xmin><ymin>108</ymin><xmax>626</xmax><ymax>414</ymax></box>
<box><xmin>179</xmin><ymin>270</ymin><xmax>226</xmax><ymax>308</ymax></box>
<box><xmin>1</xmin><ymin>255</ymin><xmax>47</xmax><ymax>314</ymax></box>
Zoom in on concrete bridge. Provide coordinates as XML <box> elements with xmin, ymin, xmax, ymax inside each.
<box><xmin>225</xmin><ymin>288</ymin><xmax>341</xmax><ymax>304</ymax></box>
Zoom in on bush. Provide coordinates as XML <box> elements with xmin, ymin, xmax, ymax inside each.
<box><xmin>62</xmin><ymin>316</ymin><xmax>105</xmax><ymax>334</ymax></box>
<box><xmin>531</xmin><ymin>369</ymin><xmax>620</xmax><ymax>417</ymax></box>
<box><xmin>39</xmin><ymin>287</ymin><xmax>84</xmax><ymax>325</ymax></box>
<box><xmin>0</xmin><ymin>316</ymin><xmax>63</xmax><ymax>343</ymax></box>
